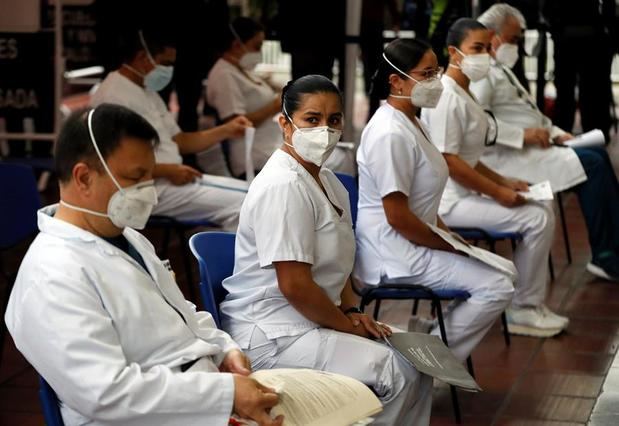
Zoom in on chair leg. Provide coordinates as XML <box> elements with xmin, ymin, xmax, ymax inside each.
<box><xmin>160</xmin><ymin>227</ymin><xmax>171</xmax><ymax>258</ymax></box>
<box><xmin>0</xmin><ymin>261</ymin><xmax>15</xmax><ymax>370</ymax></box>
<box><xmin>557</xmin><ymin>192</ymin><xmax>573</xmax><ymax>264</ymax></box>
<box><xmin>510</xmin><ymin>238</ymin><xmax>517</xmax><ymax>252</ymax></box>
<box><xmin>548</xmin><ymin>253</ymin><xmax>555</xmax><ymax>281</ymax></box>
<box><xmin>373</xmin><ymin>299</ymin><xmax>382</xmax><ymax>320</ymax></box>
<box><xmin>411</xmin><ymin>299</ymin><xmax>420</xmax><ymax>316</ymax></box>
<box><xmin>434</xmin><ymin>298</ymin><xmax>462</xmax><ymax>424</ymax></box>
<box><xmin>175</xmin><ymin>227</ymin><xmax>197</xmax><ymax>303</ymax></box>
<box><xmin>501</xmin><ymin>312</ymin><xmax>511</xmax><ymax>346</ymax></box>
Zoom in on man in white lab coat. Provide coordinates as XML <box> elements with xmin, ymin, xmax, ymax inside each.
<box><xmin>5</xmin><ymin>104</ymin><xmax>282</xmax><ymax>426</ymax></box>
<box><xmin>91</xmin><ymin>28</ymin><xmax>253</xmax><ymax>231</ymax></box>
<box><xmin>472</xmin><ymin>4</ymin><xmax>619</xmax><ymax>280</ymax></box>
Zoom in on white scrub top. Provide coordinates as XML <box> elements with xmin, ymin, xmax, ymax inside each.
<box><xmin>421</xmin><ymin>75</ymin><xmax>489</xmax><ymax>215</ymax></box>
<box><xmin>470</xmin><ymin>61</ymin><xmax>586</xmax><ymax>191</ymax></box>
<box><xmin>354</xmin><ymin>103</ymin><xmax>449</xmax><ymax>285</ymax></box>
<box><xmin>91</xmin><ymin>71</ymin><xmax>183</xmax><ymax>165</ymax></box>
<box><xmin>5</xmin><ymin>206</ymin><xmax>238</xmax><ymax>426</ymax></box>
<box><xmin>207</xmin><ymin>59</ymin><xmax>282</xmax><ymax>176</ymax></box>
<box><xmin>220</xmin><ymin>149</ymin><xmax>355</xmax><ymax>348</ymax></box>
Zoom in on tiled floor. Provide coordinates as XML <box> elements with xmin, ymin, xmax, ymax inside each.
<box><xmin>1</xmin><ymin>164</ymin><xmax>619</xmax><ymax>425</ymax></box>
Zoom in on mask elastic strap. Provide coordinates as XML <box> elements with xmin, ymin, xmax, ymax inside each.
<box><xmin>122</xmin><ymin>64</ymin><xmax>145</xmax><ymax>78</ymax></box>
<box><xmin>138</xmin><ymin>30</ymin><xmax>157</xmax><ymax>66</ymax></box>
<box><xmin>282</xmin><ymin>103</ymin><xmax>300</xmax><ymax>132</ymax></box>
<box><xmin>382</xmin><ymin>52</ymin><xmax>419</xmax><ymax>83</ymax></box>
<box><xmin>228</xmin><ymin>23</ymin><xmax>249</xmax><ymax>53</ymax></box>
<box><xmin>59</xmin><ymin>200</ymin><xmax>108</xmax><ymax>218</ymax></box>
<box><xmin>87</xmin><ymin>109</ymin><xmax>124</xmax><ymax>193</ymax></box>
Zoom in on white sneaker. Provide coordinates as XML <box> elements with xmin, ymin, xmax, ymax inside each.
<box><xmin>408</xmin><ymin>315</ymin><xmax>436</xmax><ymax>333</ymax></box>
<box><xmin>506</xmin><ymin>305</ymin><xmax>567</xmax><ymax>337</ymax></box>
<box><xmin>539</xmin><ymin>304</ymin><xmax>570</xmax><ymax>329</ymax></box>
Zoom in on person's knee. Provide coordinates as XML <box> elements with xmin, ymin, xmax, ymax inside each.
<box><xmin>490</xmin><ymin>273</ymin><xmax>515</xmax><ymax>304</ymax></box>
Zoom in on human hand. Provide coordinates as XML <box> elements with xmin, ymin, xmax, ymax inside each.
<box><xmin>225</xmin><ymin>116</ymin><xmax>254</xmax><ymax>139</ymax></box>
<box><xmin>504</xmin><ymin>178</ymin><xmax>529</xmax><ymax>192</ymax></box>
<box><xmin>220</xmin><ymin>349</ymin><xmax>252</xmax><ymax>376</ymax></box>
<box><xmin>347</xmin><ymin>313</ymin><xmax>392</xmax><ymax>338</ymax></box>
<box><xmin>524</xmin><ymin>128</ymin><xmax>551</xmax><ymax>148</ymax></box>
<box><xmin>494</xmin><ymin>186</ymin><xmax>527</xmax><ymax>207</ymax></box>
<box><xmin>553</xmin><ymin>133</ymin><xmax>573</xmax><ymax>145</ymax></box>
<box><xmin>167</xmin><ymin>164</ymin><xmax>201</xmax><ymax>185</ymax></box>
<box><xmin>232</xmin><ymin>375</ymin><xmax>283</xmax><ymax>426</ymax></box>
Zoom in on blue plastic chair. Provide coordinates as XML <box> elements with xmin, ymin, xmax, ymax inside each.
<box><xmin>334</xmin><ymin>172</ymin><xmax>358</xmax><ymax>228</ymax></box>
<box><xmin>0</xmin><ymin>163</ymin><xmax>40</xmax><ymax>367</ymax></box>
<box><xmin>188</xmin><ymin>231</ymin><xmax>235</xmax><ymax>328</ymax></box>
<box><xmin>39</xmin><ymin>376</ymin><xmax>64</xmax><ymax>426</ymax></box>
<box><xmin>148</xmin><ymin>216</ymin><xmax>219</xmax><ymax>303</ymax></box>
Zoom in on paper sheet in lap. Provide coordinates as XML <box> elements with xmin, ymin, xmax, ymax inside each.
<box><xmin>564</xmin><ymin>129</ymin><xmax>605</xmax><ymax>149</ymax></box>
<box><xmin>245</xmin><ymin>126</ymin><xmax>256</xmax><ymax>182</ymax></box>
<box><xmin>518</xmin><ymin>180</ymin><xmax>554</xmax><ymax>201</ymax></box>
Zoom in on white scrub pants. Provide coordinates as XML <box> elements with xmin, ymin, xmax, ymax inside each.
<box><xmin>383</xmin><ymin>250</ymin><xmax>514</xmax><ymax>362</ymax></box>
<box><xmin>153</xmin><ymin>175</ymin><xmax>247</xmax><ymax>232</ymax></box>
<box><xmin>442</xmin><ymin>196</ymin><xmax>555</xmax><ymax>308</ymax></box>
<box><xmin>247</xmin><ymin>327</ymin><xmax>433</xmax><ymax>426</ymax></box>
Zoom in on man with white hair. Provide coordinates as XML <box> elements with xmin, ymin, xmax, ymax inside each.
<box><xmin>471</xmin><ymin>3</ymin><xmax>619</xmax><ymax>281</ymax></box>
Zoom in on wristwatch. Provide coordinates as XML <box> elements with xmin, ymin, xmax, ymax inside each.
<box><xmin>344</xmin><ymin>307</ymin><xmax>363</xmax><ymax>315</ymax></box>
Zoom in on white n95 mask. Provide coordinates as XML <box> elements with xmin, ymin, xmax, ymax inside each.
<box><xmin>382</xmin><ymin>52</ymin><xmax>444</xmax><ymax>108</ymax></box>
<box><xmin>495</xmin><ymin>42</ymin><xmax>519</xmax><ymax>68</ymax></box>
<box><xmin>452</xmin><ymin>48</ymin><xmax>490</xmax><ymax>82</ymax></box>
<box><xmin>60</xmin><ymin>109</ymin><xmax>158</xmax><ymax>230</ymax></box>
<box><xmin>283</xmin><ymin>107</ymin><xmax>342</xmax><ymax>167</ymax></box>
<box><xmin>239</xmin><ymin>51</ymin><xmax>262</xmax><ymax>71</ymax></box>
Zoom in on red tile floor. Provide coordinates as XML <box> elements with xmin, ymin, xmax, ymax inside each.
<box><xmin>1</xmin><ymin>182</ymin><xmax>618</xmax><ymax>425</ymax></box>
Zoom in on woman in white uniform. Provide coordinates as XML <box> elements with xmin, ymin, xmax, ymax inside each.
<box><xmin>220</xmin><ymin>75</ymin><xmax>433</xmax><ymax>426</ymax></box>
<box><xmin>421</xmin><ymin>18</ymin><xmax>569</xmax><ymax>337</ymax></box>
<box><xmin>207</xmin><ymin>18</ymin><xmax>282</xmax><ymax>178</ymax></box>
<box><xmin>355</xmin><ymin>38</ymin><xmax>514</xmax><ymax>363</ymax></box>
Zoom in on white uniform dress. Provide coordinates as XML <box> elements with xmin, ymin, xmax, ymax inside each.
<box><xmin>207</xmin><ymin>59</ymin><xmax>282</xmax><ymax>177</ymax></box>
<box><xmin>5</xmin><ymin>206</ymin><xmax>239</xmax><ymax>426</ymax></box>
<box><xmin>219</xmin><ymin>149</ymin><xmax>432</xmax><ymax>426</ymax></box>
<box><xmin>91</xmin><ymin>71</ymin><xmax>245</xmax><ymax>231</ymax></box>
<box><xmin>422</xmin><ymin>75</ymin><xmax>555</xmax><ymax>308</ymax></box>
<box><xmin>355</xmin><ymin>103</ymin><xmax>514</xmax><ymax>362</ymax></box>
<box><xmin>469</xmin><ymin>60</ymin><xmax>586</xmax><ymax>192</ymax></box>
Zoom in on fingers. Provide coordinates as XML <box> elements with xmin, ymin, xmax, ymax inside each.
<box><xmin>254</xmin><ymin>411</ymin><xmax>282</xmax><ymax>426</ymax></box>
<box><xmin>255</xmin><ymin>382</ymin><xmax>279</xmax><ymax>396</ymax></box>
<box><xmin>235</xmin><ymin>115</ymin><xmax>254</xmax><ymax>127</ymax></box>
<box><xmin>189</xmin><ymin>167</ymin><xmax>202</xmax><ymax>178</ymax></box>
<box><xmin>359</xmin><ymin>315</ymin><xmax>383</xmax><ymax>338</ymax></box>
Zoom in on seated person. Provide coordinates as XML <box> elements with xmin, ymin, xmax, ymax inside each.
<box><xmin>5</xmin><ymin>104</ymin><xmax>281</xmax><ymax>426</ymax></box>
<box><xmin>207</xmin><ymin>17</ymin><xmax>282</xmax><ymax>179</ymax></box>
<box><xmin>421</xmin><ymin>18</ymin><xmax>569</xmax><ymax>337</ymax></box>
<box><xmin>207</xmin><ymin>17</ymin><xmax>356</xmax><ymax>178</ymax></box>
<box><xmin>355</xmin><ymin>38</ymin><xmax>513</xmax><ymax>361</ymax></box>
<box><xmin>91</xmin><ymin>28</ymin><xmax>251</xmax><ymax>231</ymax></box>
<box><xmin>472</xmin><ymin>4</ymin><xmax>619</xmax><ymax>280</ymax></box>
<box><xmin>219</xmin><ymin>75</ymin><xmax>433</xmax><ymax>426</ymax></box>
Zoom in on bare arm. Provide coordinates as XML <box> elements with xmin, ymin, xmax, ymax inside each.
<box><xmin>225</xmin><ymin>97</ymin><xmax>280</xmax><ymax>128</ymax></box>
<box><xmin>173</xmin><ymin>116</ymin><xmax>253</xmax><ymax>154</ymax></box>
<box><xmin>443</xmin><ymin>154</ymin><xmax>526</xmax><ymax>207</ymax></box>
<box><xmin>382</xmin><ymin>192</ymin><xmax>455</xmax><ymax>252</ymax></box>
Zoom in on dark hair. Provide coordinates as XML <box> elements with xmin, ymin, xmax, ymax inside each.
<box><xmin>223</xmin><ymin>17</ymin><xmax>264</xmax><ymax>51</ymax></box>
<box><xmin>55</xmin><ymin>104</ymin><xmax>159</xmax><ymax>183</ymax></box>
<box><xmin>370</xmin><ymin>38</ymin><xmax>432</xmax><ymax>100</ymax></box>
<box><xmin>446</xmin><ymin>18</ymin><xmax>487</xmax><ymax>48</ymax></box>
<box><xmin>121</xmin><ymin>27</ymin><xmax>176</xmax><ymax>64</ymax></box>
<box><xmin>281</xmin><ymin>74</ymin><xmax>343</xmax><ymax>118</ymax></box>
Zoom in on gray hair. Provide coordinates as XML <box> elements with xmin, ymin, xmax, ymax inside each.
<box><xmin>478</xmin><ymin>3</ymin><xmax>527</xmax><ymax>31</ymax></box>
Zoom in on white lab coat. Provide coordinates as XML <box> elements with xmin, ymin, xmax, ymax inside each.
<box><xmin>220</xmin><ymin>149</ymin><xmax>432</xmax><ymax>425</ymax></box>
<box><xmin>356</xmin><ymin>103</ymin><xmax>514</xmax><ymax>362</ymax></box>
<box><xmin>5</xmin><ymin>206</ymin><xmax>238</xmax><ymax>426</ymax></box>
<box><xmin>469</xmin><ymin>61</ymin><xmax>586</xmax><ymax>192</ymax></box>
<box><xmin>91</xmin><ymin>71</ymin><xmax>245</xmax><ymax>230</ymax></box>
<box><xmin>423</xmin><ymin>75</ymin><xmax>555</xmax><ymax>307</ymax></box>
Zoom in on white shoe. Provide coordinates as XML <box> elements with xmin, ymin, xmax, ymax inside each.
<box><xmin>586</xmin><ymin>262</ymin><xmax>619</xmax><ymax>281</ymax></box>
<box><xmin>539</xmin><ymin>304</ymin><xmax>570</xmax><ymax>329</ymax></box>
<box><xmin>408</xmin><ymin>315</ymin><xmax>436</xmax><ymax>333</ymax></box>
<box><xmin>506</xmin><ymin>305</ymin><xmax>567</xmax><ymax>337</ymax></box>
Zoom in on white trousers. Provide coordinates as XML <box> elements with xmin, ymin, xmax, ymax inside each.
<box><xmin>153</xmin><ymin>175</ymin><xmax>247</xmax><ymax>232</ymax></box>
<box><xmin>383</xmin><ymin>249</ymin><xmax>514</xmax><ymax>362</ymax></box>
<box><xmin>442</xmin><ymin>196</ymin><xmax>555</xmax><ymax>307</ymax></box>
<box><xmin>247</xmin><ymin>327</ymin><xmax>433</xmax><ymax>426</ymax></box>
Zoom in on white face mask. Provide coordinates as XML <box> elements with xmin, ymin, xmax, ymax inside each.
<box><xmin>452</xmin><ymin>48</ymin><xmax>490</xmax><ymax>82</ymax></box>
<box><xmin>283</xmin><ymin>106</ymin><xmax>342</xmax><ymax>167</ymax></box>
<box><xmin>239</xmin><ymin>51</ymin><xmax>262</xmax><ymax>71</ymax></box>
<box><xmin>495</xmin><ymin>41</ymin><xmax>519</xmax><ymax>68</ymax></box>
<box><xmin>382</xmin><ymin>52</ymin><xmax>444</xmax><ymax>108</ymax></box>
<box><xmin>139</xmin><ymin>31</ymin><xmax>174</xmax><ymax>91</ymax></box>
<box><xmin>60</xmin><ymin>109</ymin><xmax>158</xmax><ymax>230</ymax></box>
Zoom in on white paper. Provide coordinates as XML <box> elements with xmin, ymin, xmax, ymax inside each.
<box><xmin>244</xmin><ymin>126</ymin><xmax>256</xmax><ymax>183</ymax></box>
<box><xmin>429</xmin><ymin>224</ymin><xmax>518</xmax><ymax>280</ymax></box>
<box><xmin>564</xmin><ymin>129</ymin><xmax>605</xmax><ymax>149</ymax></box>
<box><xmin>518</xmin><ymin>180</ymin><xmax>554</xmax><ymax>201</ymax></box>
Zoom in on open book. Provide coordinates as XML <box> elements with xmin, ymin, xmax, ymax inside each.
<box><xmin>233</xmin><ymin>369</ymin><xmax>382</xmax><ymax>426</ymax></box>
<box><xmin>384</xmin><ymin>332</ymin><xmax>481</xmax><ymax>392</ymax></box>
<box><xmin>429</xmin><ymin>224</ymin><xmax>518</xmax><ymax>281</ymax></box>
